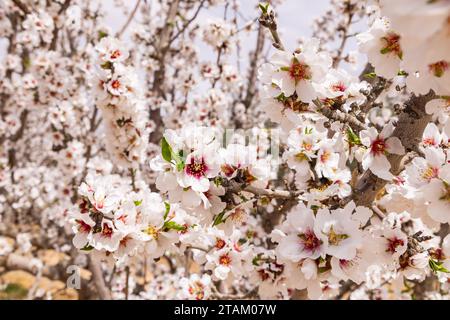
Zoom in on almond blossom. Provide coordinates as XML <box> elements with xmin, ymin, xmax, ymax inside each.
<box><xmin>1</xmin><ymin>0</ymin><xmax>449</xmax><ymax>302</ymax></box>
<box><xmin>360</xmin><ymin>122</ymin><xmax>405</xmax><ymax>180</ymax></box>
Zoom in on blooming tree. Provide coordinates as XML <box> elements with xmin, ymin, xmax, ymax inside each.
<box><xmin>0</xmin><ymin>0</ymin><xmax>449</xmax><ymax>300</ymax></box>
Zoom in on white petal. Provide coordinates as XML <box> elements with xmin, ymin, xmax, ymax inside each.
<box><xmin>370</xmin><ymin>155</ymin><xmax>394</xmax><ymax>180</ymax></box>
<box><xmin>380</xmin><ymin>122</ymin><xmax>395</xmax><ymax>138</ymax></box>
<box><xmin>296</xmin><ymin>81</ymin><xmax>317</xmax><ymax>103</ymax></box>
<box><xmin>385</xmin><ymin>137</ymin><xmax>405</xmax><ymax>155</ymax></box>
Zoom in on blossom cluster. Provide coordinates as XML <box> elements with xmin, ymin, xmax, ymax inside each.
<box><xmin>1</xmin><ymin>0</ymin><xmax>450</xmax><ymax>301</ymax></box>
<box><xmin>93</xmin><ymin>36</ymin><xmax>149</xmax><ymax>168</ymax></box>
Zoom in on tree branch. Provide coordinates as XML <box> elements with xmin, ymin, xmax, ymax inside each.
<box><xmin>149</xmin><ymin>0</ymin><xmax>180</xmax><ymax>144</ymax></box>
<box><xmin>116</xmin><ymin>0</ymin><xmax>141</xmax><ymax>39</ymax></box>
<box><xmin>258</xmin><ymin>7</ymin><xmax>284</xmax><ymax>51</ymax></box>
<box><xmin>88</xmin><ymin>255</ymin><xmax>112</xmax><ymax>300</ymax></box>
<box><xmin>351</xmin><ymin>92</ymin><xmax>435</xmax><ymax>207</ymax></box>
<box><xmin>11</xmin><ymin>0</ymin><xmax>30</xmax><ymax>15</ymax></box>
<box><xmin>243</xmin><ymin>23</ymin><xmax>265</xmax><ymax>109</ymax></box>
<box><xmin>169</xmin><ymin>0</ymin><xmax>207</xmax><ymax>44</ymax></box>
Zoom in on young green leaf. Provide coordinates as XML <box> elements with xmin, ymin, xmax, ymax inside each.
<box><xmin>163</xmin><ymin>221</ymin><xmax>186</xmax><ymax>232</ymax></box>
<box><xmin>429</xmin><ymin>259</ymin><xmax>450</xmax><ymax>274</ymax></box>
<box><xmin>163</xmin><ymin>202</ymin><xmax>170</xmax><ymax>219</ymax></box>
<box><xmin>346</xmin><ymin>127</ymin><xmax>362</xmax><ymax>146</ymax></box>
<box><xmin>363</xmin><ymin>72</ymin><xmax>377</xmax><ymax>79</ymax></box>
<box><xmin>161</xmin><ymin>137</ymin><xmax>172</xmax><ymax>163</ymax></box>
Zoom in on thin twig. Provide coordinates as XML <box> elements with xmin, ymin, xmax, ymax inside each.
<box><xmin>169</xmin><ymin>0</ymin><xmax>207</xmax><ymax>44</ymax></box>
<box><xmin>116</xmin><ymin>0</ymin><xmax>141</xmax><ymax>38</ymax></box>
<box><xmin>11</xmin><ymin>0</ymin><xmax>30</xmax><ymax>15</ymax></box>
<box><xmin>89</xmin><ymin>255</ymin><xmax>112</xmax><ymax>300</ymax></box>
<box><xmin>258</xmin><ymin>8</ymin><xmax>284</xmax><ymax>51</ymax></box>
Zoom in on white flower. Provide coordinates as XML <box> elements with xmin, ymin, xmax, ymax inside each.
<box><xmin>421</xmin><ymin>122</ymin><xmax>443</xmax><ymax>149</ymax></box>
<box><xmin>205</xmin><ymin>230</ymin><xmax>250</xmax><ymax>281</ymax></box>
<box><xmin>360</xmin><ymin>122</ymin><xmax>405</xmax><ymax>180</ymax></box>
<box><xmin>380</xmin><ymin>0</ymin><xmax>450</xmax><ymax>73</ymax></box>
<box><xmin>265</xmin><ymin>38</ymin><xmax>331</xmax><ymax>102</ymax></box>
<box><xmin>316</xmin><ymin>69</ymin><xmax>370</xmax><ymax>112</ymax></box>
<box><xmin>423</xmin><ymin>164</ymin><xmax>450</xmax><ymax>224</ymax></box>
<box><xmin>330</xmin><ymin>237</ymin><xmax>373</xmax><ymax>285</ymax></box>
<box><xmin>285</xmin><ymin>124</ymin><xmax>325</xmax><ymax>174</ymax></box>
<box><xmin>274</xmin><ymin>203</ymin><xmax>325</xmax><ymax>262</ymax></box>
<box><xmin>425</xmin><ymin>98</ymin><xmax>450</xmax><ymax>124</ymax></box>
<box><xmin>406</xmin><ymin>60</ymin><xmax>450</xmax><ymax>95</ymax></box>
<box><xmin>91</xmin><ymin>220</ymin><xmax>124</xmax><ymax>252</ymax></box>
<box><xmin>314</xmin><ymin>206</ymin><xmax>363</xmax><ymax>260</ymax></box>
<box><xmin>96</xmin><ymin>36</ymin><xmax>129</xmax><ymax>64</ymax></box>
<box><xmin>179</xmin><ymin>274</ymin><xmax>212</xmax><ymax>300</ymax></box>
<box><xmin>219</xmin><ymin>143</ymin><xmax>257</xmax><ymax>179</ymax></box>
<box><xmin>379</xmin><ymin>227</ymin><xmax>408</xmax><ymax>263</ymax></box>
<box><xmin>357</xmin><ymin>17</ymin><xmax>403</xmax><ymax>78</ymax></box>
<box><xmin>202</xmin><ymin>19</ymin><xmax>235</xmax><ymax>49</ymax></box>
<box><xmin>405</xmin><ymin>147</ymin><xmax>445</xmax><ymax>189</ymax></box>
<box><xmin>314</xmin><ymin>139</ymin><xmax>340</xmax><ymax>179</ymax></box>
<box><xmin>71</xmin><ymin>212</ymin><xmax>95</xmax><ymax>249</ymax></box>
<box><xmin>180</xmin><ymin>145</ymin><xmax>220</xmax><ymax>193</ymax></box>
<box><xmin>78</xmin><ymin>175</ymin><xmax>122</xmax><ymax>215</ymax></box>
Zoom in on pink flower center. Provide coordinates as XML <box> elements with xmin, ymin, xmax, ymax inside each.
<box><xmin>422</xmin><ymin>137</ymin><xmax>436</xmax><ymax>146</ymax></box>
<box><xmin>120</xmin><ymin>236</ymin><xmax>130</xmax><ymax>247</ymax></box>
<box><xmin>429</xmin><ymin>61</ymin><xmax>448</xmax><ymax>78</ymax></box>
<box><xmin>215</xmin><ymin>238</ymin><xmax>226</xmax><ymax>249</ymax></box>
<box><xmin>320</xmin><ymin>150</ymin><xmax>331</xmax><ymax>163</ymax></box>
<box><xmin>289</xmin><ymin>60</ymin><xmax>311</xmax><ymax>82</ymax></box>
<box><xmin>185</xmin><ymin>157</ymin><xmax>208</xmax><ymax>179</ymax></box>
<box><xmin>386</xmin><ymin>237</ymin><xmax>404</xmax><ymax>254</ymax></box>
<box><xmin>77</xmin><ymin>220</ymin><xmax>91</xmax><ymax>233</ymax></box>
<box><xmin>110</xmin><ymin>50</ymin><xmax>121</xmax><ymax>60</ymax></box>
<box><xmin>188</xmin><ymin>282</ymin><xmax>205</xmax><ymax>300</ymax></box>
<box><xmin>371</xmin><ymin>137</ymin><xmax>386</xmax><ymax>156</ymax></box>
<box><xmin>219</xmin><ymin>254</ymin><xmax>231</xmax><ymax>266</ymax></box>
<box><xmin>111</xmin><ymin>80</ymin><xmax>121</xmax><ymax>89</ymax></box>
<box><xmin>421</xmin><ymin>166</ymin><xmax>439</xmax><ymax>182</ymax></box>
<box><xmin>331</xmin><ymin>82</ymin><xmax>347</xmax><ymax>92</ymax></box>
<box><xmin>381</xmin><ymin>32</ymin><xmax>402</xmax><ymax>59</ymax></box>
<box><xmin>258</xmin><ymin>270</ymin><xmax>270</xmax><ymax>281</ymax></box>
<box><xmin>298</xmin><ymin>229</ymin><xmax>322</xmax><ymax>252</ymax></box>
<box><xmin>101</xmin><ymin>223</ymin><xmax>113</xmax><ymax>238</ymax></box>
<box><xmin>221</xmin><ymin>164</ymin><xmax>235</xmax><ymax>177</ymax></box>
<box><xmin>394</xmin><ymin>176</ymin><xmax>405</xmax><ymax>186</ymax></box>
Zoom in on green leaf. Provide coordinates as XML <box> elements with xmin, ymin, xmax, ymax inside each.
<box><xmin>98</xmin><ymin>30</ymin><xmax>108</xmax><ymax>40</ymax></box>
<box><xmin>252</xmin><ymin>254</ymin><xmax>262</xmax><ymax>266</ymax></box>
<box><xmin>429</xmin><ymin>259</ymin><xmax>450</xmax><ymax>274</ymax></box>
<box><xmin>163</xmin><ymin>221</ymin><xmax>186</xmax><ymax>232</ymax></box>
<box><xmin>258</xmin><ymin>3</ymin><xmax>269</xmax><ymax>14</ymax></box>
<box><xmin>213</xmin><ymin>211</ymin><xmax>226</xmax><ymax>226</ymax></box>
<box><xmin>275</xmin><ymin>92</ymin><xmax>287</xmax><ymax>102</ymax></box>
<box><xmin>397</xmin><ymin>70</ymin><xmax>408</xmax><ymax>76</ymax></box>
<box><xmin>318</xmin><ymin>266</ymin><xmax>330</xmax><ymax>274</ymax></box>
<box><xmin>160</xmin><ymin>137</ymin><xmax>185</xmax><ymax>171</ymax></box>
<box><xmin>380</xmin><ymin>47</ymin><xmax>390</xmax><ymax>55</ymax></box>
<box><xmin>100</xmin><ymin>61</ymin><xmax>112</xmax><ymax>70</ymax></box>
<box><xmin>161</xmin><ymin>137</ymin><xmax>172</xmax><ymax>163</ymax></box>
<box><xmin>213</xmin><ymin>176</ymin><xmax>223</xmax><ymax>187</ymax></box>
<box><xmin>80</xmin><ymin>244</ymin><xmax>94</xmax><ymax>251</ymax></box>
<box><xmin>163</xmin><ymin>202</ymin><xmax>170</xmax><ymax>219</ymax></box>
<box><xmin>346</xmin><ymin>127</ymin><xmax>361</xmax><ymax>146</ymax></box>
<box><xmin>134</xmin><ymin>200</ymin><xmax>142</xmax><ymax>206</ymax></box>
<box><xmin>23</xmin><ymin>56</ymin><xmax>31</xmax><ymax>70</ymax></box>
<box><xmin>363</xmin><ymin>72</ymin><xmax>377</xmax><ymax>79</ymax></box>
